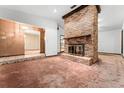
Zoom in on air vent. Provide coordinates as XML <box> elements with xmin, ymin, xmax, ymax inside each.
<box><xmin>70</xmin><ymin>5</ymin><xmax>77</xmax><ymax>9</ymax></box>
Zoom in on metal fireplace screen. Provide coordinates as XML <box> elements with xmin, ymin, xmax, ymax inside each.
<box><xmin>68</xmin><ymin>44</ymin><xmax>84</xmax><ymax>56</ymax></box>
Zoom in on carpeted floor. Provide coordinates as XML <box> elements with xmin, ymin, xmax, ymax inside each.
<box><xmin>0</xmin><ymin>54</ymin><xmax>124</xmax><ymax>88</ymax></box>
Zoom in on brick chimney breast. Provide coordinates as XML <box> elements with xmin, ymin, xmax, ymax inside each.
<box><xmin>62</xmin><ymin>5</ymin><xmax>100</xmax><ymax>65</ymax></box>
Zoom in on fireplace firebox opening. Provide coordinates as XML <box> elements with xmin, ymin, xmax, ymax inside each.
<box><xmin>68</xmin><ymin>44</ymin><xmax>85</xmax><ymax>56</ymax></box>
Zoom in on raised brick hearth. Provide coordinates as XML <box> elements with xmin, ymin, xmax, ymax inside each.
<box><xmin>62</xmin><ymin>5</ymin><xmax>100</xmax><ymax>65</ymax></box>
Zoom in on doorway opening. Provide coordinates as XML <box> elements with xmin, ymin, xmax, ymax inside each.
<box><xmin>20</xmin><ymin>24</ymin><xmax>45</xmax><ymax>55</ymax></box>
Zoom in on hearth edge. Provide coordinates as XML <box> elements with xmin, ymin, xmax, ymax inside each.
<box><xmin>61</xmin><ymin>53</ymin><xmax>93</xmax><ymax>66</ymax></box>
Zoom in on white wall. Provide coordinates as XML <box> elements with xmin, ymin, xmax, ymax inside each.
<box><xmin>123</xmin><ymin>30</ymin><xmax>124</xmax><ymax>56</ymax></box>
<box><xmin>98</xmin><ymin>29</ymin><xmax>121</xmax><ymax>54</ymax></box>
<box><xmin>57</xmin><ymin>26</ymin><xmax>64</xmax><ymax>53</ymax></box>
<box><xmin>122</xmin><ymin>26</ymin><xmax>124</xmax><ymax>56</ymax></box>
<box><xmin>0</xmin><ymin>7</ymin><xmax>58</xmax><ymax>56</ymax></box>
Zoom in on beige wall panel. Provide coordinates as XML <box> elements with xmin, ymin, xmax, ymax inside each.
<box><xmin>0</xmin><ymin>19</ymin><xmax>24</xmax><ymax>57</ymax></box>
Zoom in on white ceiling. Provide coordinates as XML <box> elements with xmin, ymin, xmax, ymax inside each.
<box><xmin>0</xmin><ymin>5</ymin><xmax>124</xmax><ymax>31</ymax></box>
<box><xmin>0</xmin><ymin>5</ymin><xmax>80</xmax><ymax>27</ymax></box>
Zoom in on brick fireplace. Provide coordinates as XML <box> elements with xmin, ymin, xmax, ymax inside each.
<box><xmin>62</xmin><ymin>5</ymin><xmax>100</xmax><ymax>65</ymax></box>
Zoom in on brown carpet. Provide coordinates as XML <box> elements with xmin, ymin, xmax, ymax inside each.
<box><xmin>0</xmin><ymin>54</ymin><xmax>124</xmax><ymax>88</ymax></box>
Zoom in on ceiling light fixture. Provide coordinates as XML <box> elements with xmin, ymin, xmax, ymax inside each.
<box><xmin>54</xmin><ymin>9</ymin><xmax>57</xmax><ymax>13</ymax></box>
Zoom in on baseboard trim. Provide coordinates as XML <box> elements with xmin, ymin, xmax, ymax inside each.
<box><xmin>98</xmin><ymin>52</ymin><xmax>121</xmax><ymax>55</ymax></box>
<box><xmin>45</xmin><ymin>55</ymin><xmax>58</xmax><ymax>58</ymax></box>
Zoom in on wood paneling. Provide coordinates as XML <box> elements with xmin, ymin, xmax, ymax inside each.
<box><xmin>0</xmin><ymin>19</ymin><xmax>24</xmax><ymax>57</ymax></box>
<box><xmin>40</xmin><ymin>29</ymin><xmax>45</xmax><ymax>53</ymax></box>
<box><xmin>0</xmin><ymin>18</ymin><xmax>45</xmax><ymax>57</ymax></box>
